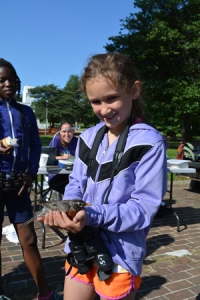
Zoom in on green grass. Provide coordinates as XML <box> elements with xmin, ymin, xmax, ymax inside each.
<box><xmin>167</xmin><ymin>149</ymin><xmax>177</xmax><ymax>159</ymax></box>
<box><xmin>167</xmin><ymin>141</ymin><xmax>179</xmax><ymax>158</ymax></box>
<box><xmin>40</xmin><ymin>135</ymin><xmax>52</xmax><ymax>146</ymax></box>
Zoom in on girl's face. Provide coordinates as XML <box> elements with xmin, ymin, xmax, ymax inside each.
<box><xmin>0</xmin><ymin>67</ymin><xmax>16</xmax><ymax>100</ymax></box>
<box><xmin>60</xmin><ymin>124</ymin><xmax>74</xmax><ymax>144</ymax></box>
<box><xmin>86</xmin><ymin>76</ymin><xmax>140</xmax><ymax>136</ymax></box>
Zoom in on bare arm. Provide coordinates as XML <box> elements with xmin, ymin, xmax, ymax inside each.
<box><xmin>56</xmin><ymin>154</ymin><xmax>72</xmax><ymax>160</ymax></box>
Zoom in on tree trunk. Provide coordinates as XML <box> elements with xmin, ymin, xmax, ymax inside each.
<box><xmin>182</xmin><ymin>113</ymin><xmax>193</xmax><ymax>142</ymax></box>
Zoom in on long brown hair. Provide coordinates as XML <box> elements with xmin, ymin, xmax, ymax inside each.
<box><xmin>81</xmin><ymin>52</ymin><xmax>145</xmax><ymax>119</ymax></box>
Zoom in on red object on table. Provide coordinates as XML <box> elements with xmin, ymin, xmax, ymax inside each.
<box><xmin>177</xmin><ymin>141</ymin><xmax>184</xmax><ymax>159</ymax></box>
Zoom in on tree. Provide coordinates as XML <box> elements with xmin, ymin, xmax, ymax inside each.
<box><xmin>30</xmin><ymin>77</ymin><xmax>90</xmax><ymax>127</ymax></box>
<box><xmin>30</xmin><ymin>75</ymin><xmax>102</xmax><ymax>129</ymax></box>
<box><xmin>63</xmin><ymin>75</ymin><xmax>83</xmax><ymax>125</ymax></box>
<box><xmin>105</xmin><ymin>0</ymin><xmax>200</xmax><ymax>141</ymax></box>
<box><xmin>64</xmin><ymin>75</ymin><xmax>99</xmax><ymax>127</ymax></box>
<box><xmin>30</xmin><ymin>84</ymin><xmax>64</xmax><ymax>127</ymax></box>
<box><xmin>64</xmin><ymin>75</ymin><xmax>82</xmax><ymax>103</ymax></box>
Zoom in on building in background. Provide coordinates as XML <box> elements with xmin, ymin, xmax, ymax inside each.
<box><xmin>22</xmin><ymin>85</ymin><xmax>44</xmax><ymax>129</ymax></box>
<box><xmin>22</xmin><ymin>85</ymin><xmax>35</xmax><ymax>106</ymax></box>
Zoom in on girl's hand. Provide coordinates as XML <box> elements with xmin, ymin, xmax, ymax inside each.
<box><xmin>62</xmin><ymin>154</ymin><xmax>72</xmax><ymax>159</ymax></box>
<box><xmin>37</xmin><ymin>209</ymin><xmax>87</xmax><ymax>234</ymax></box>
<box><xmin>0</xmin><ymin>143</ymin><xmax>14</xmax><ymax>155</ymax></box>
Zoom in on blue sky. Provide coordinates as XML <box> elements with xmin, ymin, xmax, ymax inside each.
<box><xmin>1</xmin><ymin>0</ymin><xmax>137</xmax><ymax>92</ymax></box>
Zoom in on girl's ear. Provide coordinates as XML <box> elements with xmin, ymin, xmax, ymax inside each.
<box><xmin>132</xmin><ymin>81</ymin><xmax>141</xmax><ymax>100</ymax></box>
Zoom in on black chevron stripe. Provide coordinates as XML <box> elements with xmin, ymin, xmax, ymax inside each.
<box><xmin>79</xmin><ymin>137</ymin><xmax>102</xmax><ymax>180</ymax></box>
<box><xmin>98</xmin><ymin>144</ymin><xmax>152</xmax><ymax>181</ymax></box>
<box><xmin>79</xmin><ymin>137</ymin><xmax>152</xmax><ymax>182</ymax></box>
<box><xmin>79</xmin><ymin>137</ymin><xmax>90</xmax><ymax>165</ymax></box>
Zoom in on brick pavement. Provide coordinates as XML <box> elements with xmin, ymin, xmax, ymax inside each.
<box><xmin>1</xmin><ymin>180</ymin><xmax>200</xmax><ymax>300</ymax></box>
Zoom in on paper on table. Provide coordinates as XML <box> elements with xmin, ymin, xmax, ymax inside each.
<box><xmin>58</xmin><ymin>158</ymin><xmax>74</xmax><ymax>165</ymax></box>
<box><xmin>167</xmin><ymin>159</ymin><xmax>189</xmax><ymax>169</ymax></box>
<box><xmin>168</xmin><ymin>167</ymin><xmax>196</xmax><ymax>173</ymax></box>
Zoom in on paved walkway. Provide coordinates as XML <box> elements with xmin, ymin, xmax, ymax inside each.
<box><xmin>1</xmin><ymin>180</ymin><xmax>200</xmax><ymax>300</ymax></box>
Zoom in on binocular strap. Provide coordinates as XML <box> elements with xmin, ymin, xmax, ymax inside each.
<box><xmin>65</xmin><ymin>253</ymin><xmax>79</xmax><ymax>276</ymax></box>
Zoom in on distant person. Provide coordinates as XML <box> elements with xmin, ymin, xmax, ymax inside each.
<box><xmin>48</xmin><ymin>121</ymin><xmax>78</xmax><ymax>194</ymax></box>
<box><xmin>0</xmin><ymin>59</ymin><xmax>61</xmax><ymax>300</ymax></box>
<box><xmin>39</xmin><ymin>52</ymin><xmax>167</xmax><ymax>300</ymax></box>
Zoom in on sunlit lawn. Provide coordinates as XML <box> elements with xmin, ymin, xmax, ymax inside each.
<box><xmin>40</xmin><ymin>135</ymin><xmax>52</xmax><ymax>146</ymax></box>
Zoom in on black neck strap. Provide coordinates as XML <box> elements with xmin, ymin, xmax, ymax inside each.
<box><xmin>84</xmin><ymin>117</ymin><xmax>132</xmax><ymax>204</ymax></box>
<box><xmin>86</xmin><ymin>125</ymin><xmax>108</xmax><ymax>178</ymax></box>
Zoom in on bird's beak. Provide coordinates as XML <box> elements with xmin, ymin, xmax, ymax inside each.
<box><xmin>85</xmin><ymin>203</ymin><xmax>91</xmax><ymax>206</ymax></box>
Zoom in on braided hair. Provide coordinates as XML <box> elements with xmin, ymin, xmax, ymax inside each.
<box><xmin>0</xmin><ymin>58</ymin><xmax>21</xmax><ymax>96</ymax></box>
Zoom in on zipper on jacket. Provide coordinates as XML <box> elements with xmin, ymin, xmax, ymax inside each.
<box><xmin>102</xmin><ymin>145</ymin><xmax>109</xmax><ymax>156</ymax></box>
<box><xmin>6</xmin><ymin>101</ymin><xmax>17</xmax><ymax>170</ymax></box>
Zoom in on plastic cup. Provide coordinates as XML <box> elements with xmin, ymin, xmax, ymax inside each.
<box><xmin>39</xmin><ymin>154</ymin><xmax>49</xmax><ymax>169</ymax></box>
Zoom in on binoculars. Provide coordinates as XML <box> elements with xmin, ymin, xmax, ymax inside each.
<box><xmin>67</xmin><ymin>226</ymin><xmax>113</xmax><ymax>281</ymax></box>
<box><xmin>0</xmin><ymin>171</ymin><xmax>23</xmax><ymax>192</ymax></box>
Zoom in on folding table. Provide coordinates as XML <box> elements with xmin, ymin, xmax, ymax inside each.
<box><xmin>35</xmin><ymin>167</ymin><xmax>71</xmax><ymax>248</ymax></box>
<box><xmin>167</xmin><ymin>162</ymin><xmax>196</xmax><ymax>232</ymax></box>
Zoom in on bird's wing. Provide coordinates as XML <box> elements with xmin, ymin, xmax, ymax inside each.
<box><xmin>40</xmin><ymin>201</ymin><xmax>62</xmax><ymax>211</ymax></box>
<box><xmin>19</xmin><ymin>213</ymin><xmax>40</xmax><ymax>229</ymax></box>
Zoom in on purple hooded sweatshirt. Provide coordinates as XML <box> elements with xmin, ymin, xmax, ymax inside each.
<box><xmin>63</xmin><ymin>122</ymin><xmax>168</xmax><ymax>276</ymax></box>
<box><xmin>0</xmin><ymin>99</ymin><xmax>41</xmax><ymax>178</ymax></box>
<box><xmin>48</xmin><ymin>134</ymin><xmax>78</xmax><ymax>180</ymax></box>
<box><xmin>49</xmin><ymin>134</ymin><xmax>78</xmax><ymax>157</ymax></box>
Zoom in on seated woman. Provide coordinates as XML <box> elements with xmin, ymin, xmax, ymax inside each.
<box><xmin>48</xmin><ymin>121</ymin><xmax>78</xmax><ymax>195</ymax></box>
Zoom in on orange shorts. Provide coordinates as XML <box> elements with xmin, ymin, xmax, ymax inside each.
<box><xmin>65</xmin><ymin>261</ymin><xmax>141</xmax><ymax>300</ymax></box>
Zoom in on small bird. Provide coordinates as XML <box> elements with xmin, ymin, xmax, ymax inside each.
<box><xmin>19</xmin><ymin>199</ymin><xmax>90</xmax><ymax>229</ymax></box>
